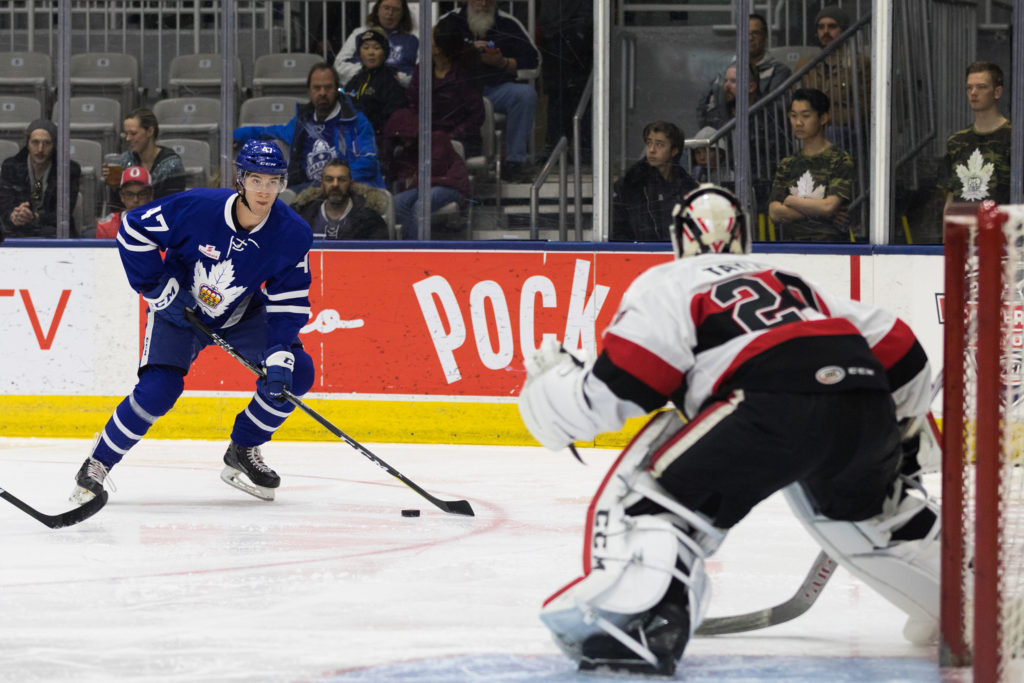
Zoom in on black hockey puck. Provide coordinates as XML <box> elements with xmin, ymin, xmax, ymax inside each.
<box><xmin>401</xmin><ymin>509</ymin><xmax>421</xmax><ymax>517</ymax></box>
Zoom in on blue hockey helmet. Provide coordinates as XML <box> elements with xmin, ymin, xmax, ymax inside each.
<box><xmin>235</xmin><ymin>139</ymin><xmax>288</xmax><ymax>178</ymax></box>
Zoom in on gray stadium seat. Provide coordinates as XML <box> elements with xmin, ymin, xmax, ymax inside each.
<box><xmin>0</xmin><ymin>138</ymin><xmax>19</xmax><ymax>162</ymax></box>
<box><xmin>69</xmin><ymin>52</ymin><xmax>140</xmax><ymax>116</ymax></box>
<box><xmin>52</xmin><ymin>96</ymin><xmax>121</xmax><ymax>153</ymax></box>
<box><xmin>237</xmin><ymin>95</ymin><xmax>302</xmax><ymax>127</ymax></box>
<box><xmin>251</xmin><ymin>53</ymin><xmax>321</xmax><ymax>98</ymax></box>
<box><xmin>69</xmin><ymin>137</ymin><xmax>103</xmax><ymax>228</ymax></box>
<box><xmin>166</xmin><ymin>53</ymin><xmax>243</xmax><ymax>107</ymax></box>
<box><xmin>0</xmin><ymin>95</ymin><xmax>42</xmax><ymax>144</ymax></box>
<box><xmin>0</xmin><ymin>52</ymin><xmax>52</xmax><ymax>115</ymax></box>
<box><xmin>160</xmin><ymin>137</ymin><xmax>212</xmax><ymax>189</ymax></box>
<box><xmin>152</xmin><ymin>97</ymin><xmax>221</xmax><ymax>171</ymax></box>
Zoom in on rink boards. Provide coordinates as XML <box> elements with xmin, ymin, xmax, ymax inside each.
<box><xmin>0</xmin><ymin>243</ymin><xmax>944</xmax><ymax>445</ymax></box>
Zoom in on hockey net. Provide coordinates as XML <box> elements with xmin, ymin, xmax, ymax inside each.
<box><xmin>941</xmin><ymin>201</ymin><xmax>1024</xmax><ymax>681</ymax></box>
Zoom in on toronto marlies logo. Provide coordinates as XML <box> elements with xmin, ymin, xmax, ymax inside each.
<box><xmin>191</xmin><ymin>259</ymin><xmax>246</xmax><ymax>317</ymax></box>
<box><xmin>305</xmin><ymin>138</ymin><xmax>337</xmax><ymax>183</ymax></box>
<box><xmin>955</xmin><ymin>149</ymin><xmax>994</xmax><ymax>201</ymax></box>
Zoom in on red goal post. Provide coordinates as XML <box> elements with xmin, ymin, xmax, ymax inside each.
<box><xmin>941</xmin><ymin>201</ymin><xmax>1024</xmax><ymax>681</ymax></box>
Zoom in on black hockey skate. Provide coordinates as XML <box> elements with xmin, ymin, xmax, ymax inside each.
<box><xmin>70</xmin><ymin>457</ymin><xmax>112</xmax><ymax>505</ymax></box>
<box><xmin>578</xmin><ymin>602</ymin><xmax>691</xmax><ymax>678</ymax></box>
<box><xmin>221</xmin><ymin>442</ymin><xmax>280</xmax><ymax>501</ymax></box>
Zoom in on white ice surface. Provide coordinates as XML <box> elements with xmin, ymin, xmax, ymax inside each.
<box><xmin>0</xmin><ymin>438</ymin><xmax>967</xmax><ymax>682</ymax></box>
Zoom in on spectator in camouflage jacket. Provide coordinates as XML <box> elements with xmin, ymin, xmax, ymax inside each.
<box><xmin>942</xmin><ymin>61</ymin><xmax>1012</xmax><ymax>207</ymax></box>
<box><xmin>768</xmin><ymin>89</ymin><xmax>854</xmax><ymax>242</ymax></box>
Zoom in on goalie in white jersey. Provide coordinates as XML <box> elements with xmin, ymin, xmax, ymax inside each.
<box><xmin>70</xmin><ymin>140</ymin><xmax>316</xmax><ymax>504</ymax></box>
<box><xmin>519</xmin><ymin>185</ymin><xmax>939</xmax><ymax>677</ymax></box>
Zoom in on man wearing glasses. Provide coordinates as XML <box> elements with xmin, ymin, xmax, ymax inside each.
<box><xmin>94</xmin><ymin>166</ymin><xmax>155</xmax><ymax>239</ymax></box>
<box><xmin>70</xmin><ymin>140</ymin><xmax>316</xmax><ymax>507</ymax></box>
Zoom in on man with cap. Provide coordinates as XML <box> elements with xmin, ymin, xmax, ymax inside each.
<box><xmin>95</xmin><ymin>166</ymin><xmax>155</xmax><ymax>239</ymax></box>
<box><xmin>0</xmin><ymin>119</ymin><xmax>82</xmax><ymax>238</ymax></box>
<box><xmin>343</xmin><ymin>27</ymin><xmax>407</xmax><ymax>138</ymax></box>
<box><xmin>794</xmin><ymin>4</ymin><xmax>870</xmax><ymax>153</ymax></box>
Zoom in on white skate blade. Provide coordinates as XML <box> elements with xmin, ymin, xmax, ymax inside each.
<box><xmin>69</xmin><ymin>486</ymin><xmax>97</xmax><ymax>505</ymax></box>
<box><xmin>220</xmin><ymin>465</ymin><xmax>275</xmax><ymax>502</ymax></box>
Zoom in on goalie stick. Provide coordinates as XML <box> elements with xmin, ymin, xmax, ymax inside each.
<box><xmin>696</xmin><ymin>550</ymin><xmax>837</xmax><ymax>635</ymax></box>
<box><xmin>0</xmin><ymin>487</ymin><xmax>108</xmax><ymax>529</ymax></box>
<box><xmin>185</xmin><ymin>309</ymin><xmax>475</xmax><ymax>517</ymax></box>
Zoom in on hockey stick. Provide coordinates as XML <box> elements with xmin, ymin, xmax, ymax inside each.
<box><xmin>0</xmin><ymin>487</ymin><xmax>109</xmax><ymax>529</ymax></box>
<box><xmin>695</xmin><ymin>550</ymin><xmax>837</xmax><ymax>635</ymax></box>
<box><xmin>185</xmin><ymin>309</ymin><xmax>475</xmax><ymax>516</ymax></box>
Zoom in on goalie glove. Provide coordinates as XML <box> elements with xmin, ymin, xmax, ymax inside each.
<box><xmin>523</xmin><ymin>337</ymin><xmax>587</xmax><ymax>383</ymax></box>
<box><xmin>519</xmin><ymin>338</ymin><xmax>594</xmax><ymax>451</ymax></box>
<box><xmin>261</xmin><ymin>344</ymin><xmax>295</xmax><ymax>403</ymax></box>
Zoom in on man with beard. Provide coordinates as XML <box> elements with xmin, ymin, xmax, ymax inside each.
<box><xmin>0</xmin><ymin>119</ymin><xmax>82</xmax><ymax>237</ymax></box>
<box><xmin>439</xmin><ymin>0</ymin><xmax>541</xmax><ymax>183</ymax></box>
<box><xmin>293</xmin><ymin>158</ymin><xmax>388</xmax><ymax>239</ymax></box>
<box><xmin>234</xmin><ymin>62</ymin><xmax>384</xmax><ymax>191</ymax></box>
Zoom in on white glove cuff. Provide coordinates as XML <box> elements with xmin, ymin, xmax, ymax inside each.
<box><xmin>265</xmin><ymin>349</ymin><xmax>295</xmax><ymax>370</ymax></box>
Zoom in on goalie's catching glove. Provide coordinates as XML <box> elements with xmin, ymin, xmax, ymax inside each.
<box><xmin>519</xmin><ymin>338</ymin><xmax>592</xmax><ymax>451</ymax></box>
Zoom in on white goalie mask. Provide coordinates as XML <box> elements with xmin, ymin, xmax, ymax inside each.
<box><xmin>670</xmin><ymin>184</ymin><xmax>750</xmax><ymax>259</ymax></box>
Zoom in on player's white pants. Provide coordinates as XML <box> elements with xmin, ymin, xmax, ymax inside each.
<box><xmin>783</xmin><ymin>476</ymin><xmax>941</xmax><ymax>644</ymax></box>
<box><xmin>539</xmin><ymin>411</ymin><xmax>724</xmax><ymax>667</ymax></box>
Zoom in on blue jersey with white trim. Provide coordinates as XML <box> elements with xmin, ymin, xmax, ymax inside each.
<box><xmin>117</xmin><ymin>188</ymin><xmax>313</xmax><ymax>347</ymax></box>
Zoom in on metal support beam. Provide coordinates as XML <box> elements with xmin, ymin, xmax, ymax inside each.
<box><xmin>1011</xmin><ymin>3</ymin><xmax>1024</xmax><ymax>202</ymax></box>
<box><xmin>593</xmin><ymin>0</ymin><xmax>611</xmax><ymax>241</ymax></box>
<box><xmin>870</xmin><ymin>0</ymin><xmax>893</xmax><ymax>244</ymax></box>
<box><xmin>55</xmin><ymin>0</ymin><xmax>71</xmax><ymax>238</ymax></box>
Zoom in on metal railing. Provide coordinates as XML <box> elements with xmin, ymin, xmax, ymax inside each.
<box><xmin>529</xmin><ymin>71</ymin><xmax>592</xmax><ymax>240</ymax></box>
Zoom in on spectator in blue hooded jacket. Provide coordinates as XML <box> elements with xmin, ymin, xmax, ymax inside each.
<box><xmin>234</xmin><ymin>63</ymin><xmax>384</xmax><ymax>190</ymax></box>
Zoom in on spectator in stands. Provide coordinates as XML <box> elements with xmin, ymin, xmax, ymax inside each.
<box><xmin>440</xmin><ymin>0</ymin><xmax>542</xmax><ymax>183</ymax></box>
<box><xmin>794</xmin><ymin>5</ymin><xmax>870</xmax><ymax>153</ymax></box>
<box><xmin>406</xmin><ymin>15</ymin><xmax>485</xmax><ymax>158</ymax></box>
<box><xmin>234</xmin><ymin>62</ymin><xmax>384</xmax><ymax>191</ymax></box>
<box><xmin>695</xmin><ymin>14</ymin><xmax>791</xmax><ymax>130</ymax></box>
<box><xmin>0</xmin><ymin>119</ymin><xmax>82</xmax><ymax>238</ymax></box>
<box><xmin>690</xmin><ymin>126</ymin><xmax>726</xmax><ymax>184</ymax></box>
<box><xmin>538</xmin><ymin>0</ymin><xmax>593</xmax><ymax>160</ymax></box>
<box><xmin>383</xmin><ymin>108</ymin><xmax>471</xmax><ymax>240</ymax></box>
<box><xmin>293</xmin><ymin>159</ymin><xmax>388</xmax><ymax>240</ymax></box>
<box><xmin>335</xmin><ymin>0</ymin><xmax>419</xmax><ymax>88</ymax></box>
<box><xmin>344</xmin><ymin>28</ymin><xmax>408</xmax><ymax>137</ymax></box>
<box><xmin>941</xmin><ymin>61</ymin><xmax>1012</xmax><ymax>207</ymax></box>
<box><xmin>105</xmin><ymin>108</ymin><xmax>186</xmax><ymax>200</ymax></box>
<box><xmin>698</xmin><ymin>63</ymin><xmax>759</xmax><ymax>130</ymax></box>
<box><xmin>611</xmin><ymin>120</ymin><xmax>698</xmax><ymax>242</ymax></box>
<box><xmin>95</xmin><ymin>166</ymin><xmax>154</xmax><ymax>239</ymax></box>
<box><xmin>768</xmin><ymin>88</ymin><xmax>854</xmax><ymax>242</ymax></box>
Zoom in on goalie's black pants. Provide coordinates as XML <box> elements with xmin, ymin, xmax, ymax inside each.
<box><xmin>630</xmin><ymin>389</ymin><xmax>902</xmax><ymax>529</ymax></box>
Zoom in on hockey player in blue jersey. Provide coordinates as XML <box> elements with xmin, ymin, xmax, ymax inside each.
<box><xmin>70</xmin><ymin>140</ymin><xmax>316</xmax><ymax>503</ymax></box>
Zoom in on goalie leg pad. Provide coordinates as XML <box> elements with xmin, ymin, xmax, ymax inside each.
<box><xmin>783</xmin><ymin>479</ymin><xmax>940</xmax><ymax>643</ymax></box>
<box><xmin>540</xmin><ymin>411</ymin><xmax>724</xmax><ymax>676</ymax></box>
